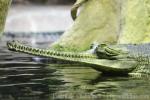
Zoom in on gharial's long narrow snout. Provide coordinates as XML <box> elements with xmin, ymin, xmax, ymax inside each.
<box><xmin>7</xmin><ymin>40</ymin><xmax>137</xmax><ymax>75</ymax></box>
<box><xmin>7</xmin><ymin>40</ymin><xmax>97</xmax><ymax>59</ymax></box>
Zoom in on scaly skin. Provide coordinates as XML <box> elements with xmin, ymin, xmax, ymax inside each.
<box><xmin>8</xmin><ymin>40</ymin><xmax>150</xmax><ymax>76</ymax></box>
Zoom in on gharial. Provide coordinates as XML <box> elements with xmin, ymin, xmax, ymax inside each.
<box><xmin>5</xmin><ymin>0</ymin><xmax>150</xmax><ymax>76</ymax></box>
<box><xmin>7</xmin><ymin>40</ymin><xmax>150</xmax><ymax>76</ymax></box>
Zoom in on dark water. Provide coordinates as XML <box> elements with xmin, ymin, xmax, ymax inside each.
<box><xmin>0</xmin><ymin>32</ymin><xmax>150</xmax><ymax>100</ymax></box>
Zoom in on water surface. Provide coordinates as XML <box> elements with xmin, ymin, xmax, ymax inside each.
<box><xmin>0</xmin><ymin>32</ymin><xmax>150</xmax><ymax>100</ymax></box>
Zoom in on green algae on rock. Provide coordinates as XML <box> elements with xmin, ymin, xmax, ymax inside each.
<box><xmin>118</xmin><ymin>0</ymin><xmax>150</xmax><ymax>44</ymax></box>
<box><xmin>52</xmin><ymin>0</ymin><xmax>150</xmax><ymax>50</ymax></box>
<box><xmin>51</xmin><ymin>0</ymin><xmax>120</xmax><ymax>52</ymax></box>
<box><xmin>0</xmin><ymin>0</ymin><xmax>11</xmax><ymax>37</ymax></box>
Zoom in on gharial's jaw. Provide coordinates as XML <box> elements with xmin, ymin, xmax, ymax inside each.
<box><xmin>88</xmin><ymin>58</ymin><xmax>137</xmax><ymax>75</ymax></box>
<box><xmin>7</xmin><ymin>40</ymin><xmax>97</xmax><ymax>59</ymax></box>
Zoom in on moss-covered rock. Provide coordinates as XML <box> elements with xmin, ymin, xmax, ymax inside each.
<box><xmin>52</xmin><ymin>0</ymin><xmax>150</xmax><ymax>51</ymax></box>
<box><xmin>51</xmin><ymin>0</ymin><xmax>120</xmax><ymax>51</ymax></box>
<box><xmin>0</xmin><ymin>0</ymin><xmax>11</xmax><ymax>37</ymax></box>
<box><xmin>118</xmin><ymin>0</ymin><xmax>150</xmax><ymax>44</ymax></box>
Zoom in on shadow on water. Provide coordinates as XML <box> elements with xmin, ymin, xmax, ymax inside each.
<box><xmin>0</xmin><ymin>32</ymin><xmax>150</xmax><ymax>100</ymax></box>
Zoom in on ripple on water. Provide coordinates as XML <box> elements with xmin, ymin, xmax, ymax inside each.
<box><xmin>0</xmin><ymin>33</ymin><xmax>150</xmax><ymax>100</ymax></box>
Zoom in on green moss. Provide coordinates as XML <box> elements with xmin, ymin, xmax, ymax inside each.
<box><xmin>118</xmin><ymin>0</ymin><xmax>150</xmax><ymax>44</ymax></box>
<box><xmin>52</xmin><ymin>0</ymin><xmax>150</xmax><ymax>51</ymax></box>
<box><xmin>0</xmin><ymin>0</ymin><xmax>11</xmax><ymax>37</ymax></box>
<box><xmin>51</xmin><ymin>0</ymin><xmax>119</xmax><ymax>51</ymax></box>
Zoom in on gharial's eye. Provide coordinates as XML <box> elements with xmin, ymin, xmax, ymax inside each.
<box><xmin>90</xmin><ymin>43</ymin><xmax>94</xmax><ymax>49</ymax></box>
<box><xmin>99</xmin><ymin>44</ymin><xmax>107</xmax><ymax>48</ymax></box>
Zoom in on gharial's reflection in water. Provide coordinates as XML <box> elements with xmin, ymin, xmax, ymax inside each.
<box><xmin>0</xmin><ymin>32</ymin><xmax>150</xmax><ymax>100</ymax></box>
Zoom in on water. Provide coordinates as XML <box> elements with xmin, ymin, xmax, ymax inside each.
<box><xmin>0</xmin><ymin>32</ymin><xmax>150</xmax><ymax>100</ymax></box>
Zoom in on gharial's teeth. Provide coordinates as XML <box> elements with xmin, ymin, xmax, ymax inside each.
<box><xmin>25</xmin><ymin>46</ymin><xmax>28</xmax><ymax>51</ymax></box>
<box><xmin>34</xmin><ymin>49</ymin><xmax>38</xmax><ymax>53</ymax></box>
<box><xmin>55</xmin><ymin>51</ymin><xmax>58</xmax><ymax>55</ymax></box>
<box><xmin>42</xmin><ymin>50</ymin><xmax>46</xmax><ymax>55</ymax></box>
<box><xmin>67</xmin><ymin>54</ymin><xmax>70</xmax><ymax>57</ymax></box>
<box><xmin>46</xmin><ymin>51</ymin><xmax>50</xmax><ymax>55</ymax></box>
<box><xmin>23</xmin><ymin>46</ymin><xmax>26</xmax><ymax>52</ymax></box>
<box><xmin>29</xmin><ymin>47</ymin><xmax>32</xmax><ymax>52</ymax></box>
<box><xmin>47</xmin><ymin>51</ymin><xmax>51</xmax><ymax>55</ymax></box>
<box><xmin>36</xmin><ymin>49</ymin><xmax>40</xmax><ymax>52</ymax></box>
<box><xmin>57</xmin><ymin>52</ymin><xmax>60</xmax><ymax>56</ymax></box>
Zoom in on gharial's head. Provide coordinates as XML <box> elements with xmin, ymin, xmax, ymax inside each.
<box><xmin>95</xmin><ymin>44</ymin><xmax>129</xmax><ymax>59</ymax></box>
<box><xmin>91</xmin><ymin>44</ymin><xmax>139</xmax><ymax>75</ymax></box>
